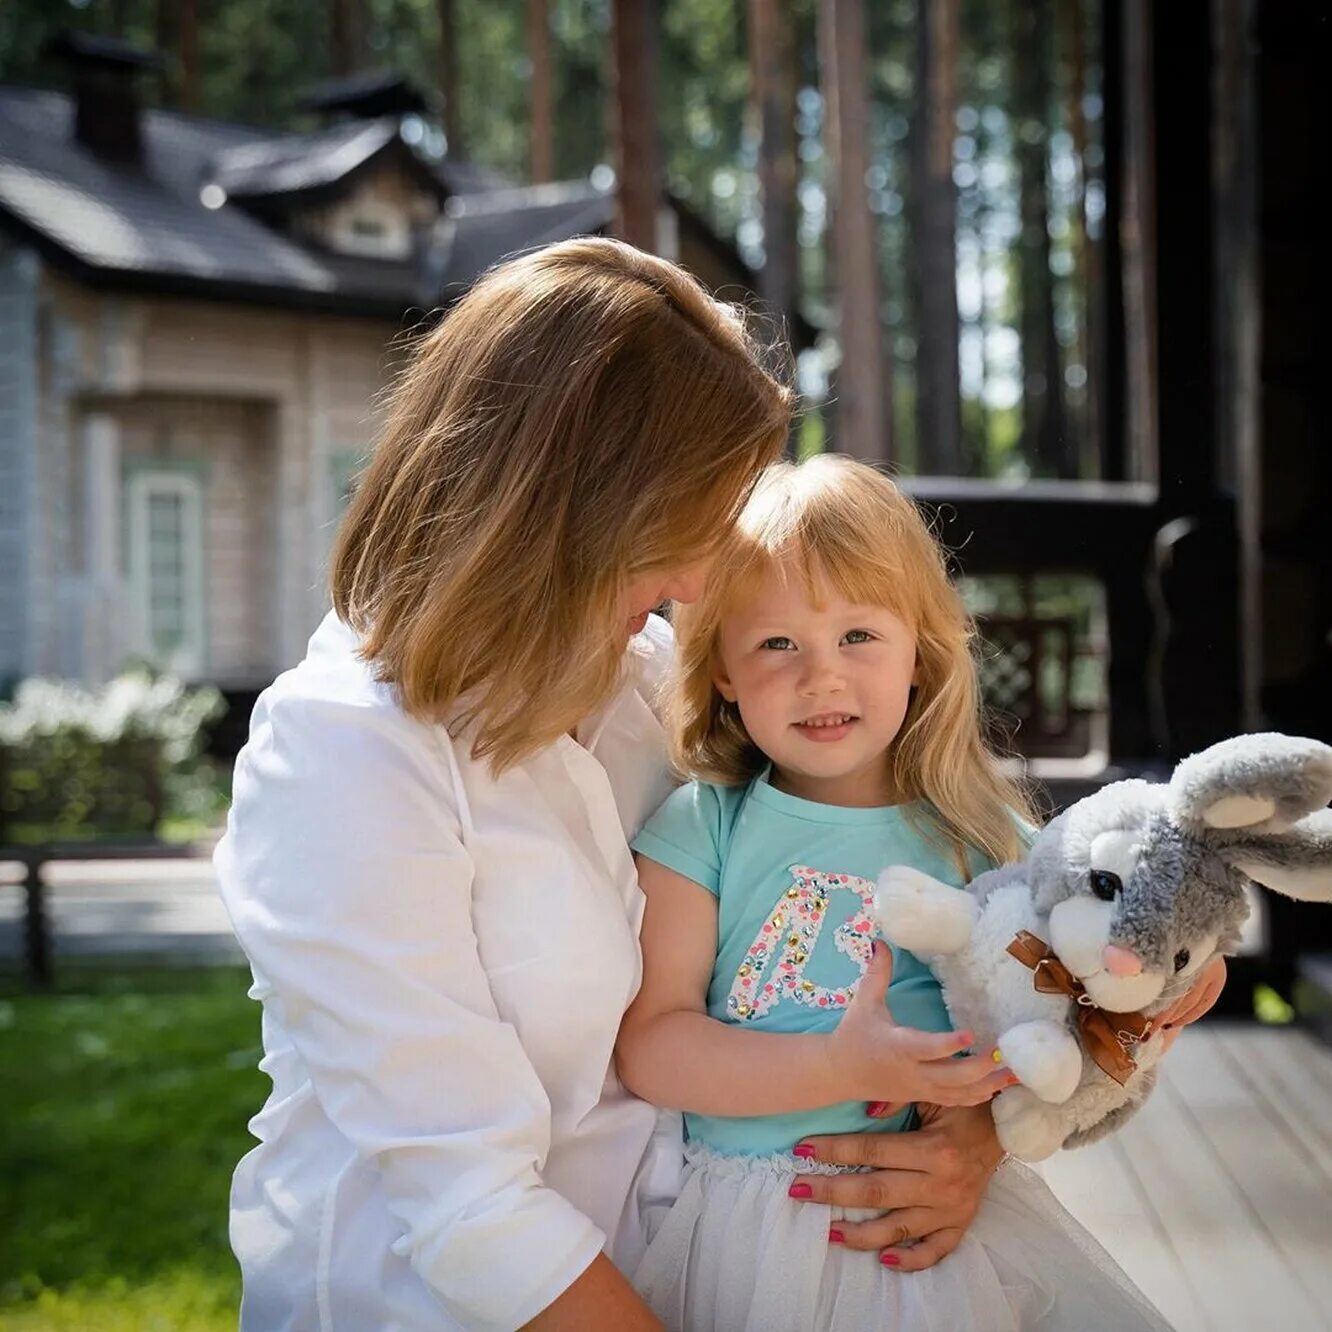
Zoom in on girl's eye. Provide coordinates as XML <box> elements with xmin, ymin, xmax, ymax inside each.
<box><xmin>843</xmin><ymin>629</ymin><xmax>874</xmax><ymax>645</ymax></box>
<box><xmin>759</xmin><ymin>636</ymin><xmax>795</xmax><ymax>651</ymax></box>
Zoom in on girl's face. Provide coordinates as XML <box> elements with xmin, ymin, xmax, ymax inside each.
<box><xmin>621</xmin><ymin>557</ymin><xmax>713</xmax><ymax>638</ymax></box>
<box><xmin>713</xmin><ymin>559</ymin><xmax>919</xmax><ymax>807</ymax></box>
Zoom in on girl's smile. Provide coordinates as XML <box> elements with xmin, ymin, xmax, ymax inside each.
<box><xmin>793</xmin><ymin>711</ymin><xmax>859</xmax><ymax>741</ymax></box>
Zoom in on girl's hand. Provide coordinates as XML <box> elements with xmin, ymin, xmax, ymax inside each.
<box><xmin>1156</xmin><ymin>955</ymin><xmax>1227</xmax><ymax>1053</ymax></box>
<box><xmin>790</xmin><ymin>1100</ymin><xmax>1002</xmax><ymax>1270</ymax></box>
<box><xmin>823</xmin><ymin>941</ymin><xmax>1016</xmax><ymax>1108</ymax></box>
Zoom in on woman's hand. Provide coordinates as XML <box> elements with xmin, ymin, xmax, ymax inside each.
<box><xmin>1156</xmin><ymin>955</ymin><xmax>1227</xmax><ymax>1052</ymax></box>
<box><xmin>789</xmin><ymin>1100</ymin><xmax>1003</xmax><ymax>1270</ymax></box>
<box><xmin>823</xmin><ymin>941</ymin><xmax>1016</xmax><ymax>1109</ymax></box>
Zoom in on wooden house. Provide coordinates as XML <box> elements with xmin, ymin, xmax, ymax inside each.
<box><xmin>0</xmin><ymin>36</ymin><xmax>770</xmax><ymax>721</ymax></box>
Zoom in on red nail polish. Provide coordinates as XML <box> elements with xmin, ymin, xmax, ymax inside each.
<box><xmin>792</xmin><ymin>1144</ymin><xmax>816</xmax><ymax>1159</ymax></box>
<box><xmin>881</xmin><ymin>1253</ymin><xmax>901</xmax><ymax>1267</ymax></box>
<box><xmin>828</xmin><ymin>1227</ymin><xmax>845</xmax><ymax>1244</ymax></box>
<box><xmin>866</xmin><ymin>1101</ymin><xmax>884</xmax><ymax>1117</ymax></box>
<box><xmin>788</xmin><ymin>1183</ymin><xmax>813</xmax><ymax>1199</ymax></box>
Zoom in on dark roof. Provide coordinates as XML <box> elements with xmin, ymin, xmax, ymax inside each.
<box><xmin>0</xmin><ymin>86</ymin><xmax>495</xmax><ymax>317</ymax></box>
<box><xmin>207</xmin><ymin>116</ymin><xmax>443</xmax><ymax>204</ymax></box>
<box><xmin>301</xmin><ymin>69</ymin><xmax>430</xmax><ymax>119</ymax></box>
<box><xmin>43</xmin><ymin>30</ymin><xmax>167</xmax><ymax>73</ymax></box>
<box><xmin>441</xmin><ymin>181</ymin><xmax>615</xmax><ymax>290</ymax></box>
<box><xmin>442</xmin><ymin>180</ymin><xmax>815</xmax><ymax>348</ymax></box>
<box><xmin>0</xmin><ymin>84</ymin><xmax>782</xmax><ymax>330</ymax></box>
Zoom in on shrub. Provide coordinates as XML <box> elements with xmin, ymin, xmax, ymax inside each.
<box><xmin>0</xmin><ymin>673</ymin><xmax>226</xmax><ymax>845</ymax></box>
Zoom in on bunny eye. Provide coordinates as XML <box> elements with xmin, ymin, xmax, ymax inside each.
<box><xmin>1173</xmin><ymin>949</ymin><xmax>1191</xmax><ymax>973</ymax></box>
<box><xmin>1089</xmin><ymin>869</ymin><xmax>1122</xmax><ymax>901</ymax></box>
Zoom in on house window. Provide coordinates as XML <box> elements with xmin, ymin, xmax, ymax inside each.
<box><xmin>126</xmin><ymin>469</ymin><xmax>206</xmax><ymax>677</ymax></box>
<box><xmin>331</xmin><ymin>198</ymin><xmax>412</xmax><ymax>259</ymax></box>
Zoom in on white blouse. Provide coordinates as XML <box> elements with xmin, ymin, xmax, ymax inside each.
<box><xmin>215</xmin><ymin>610</ymin><xmax>683</xmax><ymax>1332</ymax></box>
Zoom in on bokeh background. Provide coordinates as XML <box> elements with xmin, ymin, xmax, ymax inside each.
<box><xmin>1</xmin><ymin>2</ymin><xmax>1328</xmax><ymax>1329</ymax></box>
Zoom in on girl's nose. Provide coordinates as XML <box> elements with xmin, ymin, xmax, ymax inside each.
<box><xmin>798</xmin><ymin>657</ymin><xmax>845</xmax><ymax>695</ymax></box>
<box><xmin>1102</xmin><ymin>944</ymin><xmax>1143</xmax><ymax>977</ymax></box>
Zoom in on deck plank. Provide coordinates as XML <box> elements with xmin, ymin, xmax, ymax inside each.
<box><xmin>1039</xmin><ymin>1024</ymin><xmax>1329</xmax><ymax>1332</ymax></box>
<box><xmin>1159</xmin><ymin>1027</ymin><xmax>1332</xmax><ymax>1316</ymax></box>
<box><xmin>1210</xmin><ymin>1025</ymin><xmax>1332</xmax><ymax>1181</ymax></box>
<box><xmin>1040</xmin><ymin>1131</ymin><xmax>1208</xmax><ymax>1332</ymax></box>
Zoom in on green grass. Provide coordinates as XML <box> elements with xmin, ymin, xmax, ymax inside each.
<box><xmin>0</xmin><ymin>967</ymin><xmax>265</xmax><ymax>1331</ymax></box>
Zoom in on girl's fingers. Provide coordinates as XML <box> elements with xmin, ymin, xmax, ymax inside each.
<box><xmin>922</xmin><ymin>1062</ymin><xmax>1017</xmax><ymax>1107</ymax></box>
<box><xmin>919</xmin><ymin>1049</ymin><xmax>1008</xmax><ymax>1086</ymax></box>
<box><xmin>866</xmin><ymin>1099</ymin><xmax>908</xmax><ymax>1119</ymax></box>
<box><xmin>891</xmin><ymin>1027</ymin><xmax>978</xmax><ymax>1062</ymax></box>
<box><xmin>880</xmin><ymin>1226</ymin><xmax>966</xmax><ymax>1272</ymax></box>
<box><xmin>830</xmin><ymin>1206</ymin><xmax>938</xmax><ymax>1252</ymax></box>
<box><xmin>853</xmin><ymin>939</ymin><xmax>895</xmax><ymax>1017</ymax></box>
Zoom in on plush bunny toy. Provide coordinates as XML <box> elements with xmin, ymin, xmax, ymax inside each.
<box><xmin>874</xmin><ymin>733</ymin><xmax>1332</xmax><ymax>1162</ymax></box>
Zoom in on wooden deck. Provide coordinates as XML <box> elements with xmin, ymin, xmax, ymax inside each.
<box><xmin>1042</xmin><ymin>1022</ymin><xmax>1332</xmax><ymax>1332</ymax></box>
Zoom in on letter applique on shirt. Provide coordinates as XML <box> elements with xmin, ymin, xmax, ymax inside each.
<box><xmin>726</xmin><ymin>866</ymin><xmax>877</xmax><ymax>1021</ymax></box>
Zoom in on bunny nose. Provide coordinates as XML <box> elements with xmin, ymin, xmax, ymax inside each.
<box><xmin>1102</xmin><ymin>945</ymin><xmax>1143</xmax><ymax>977</ymax></box>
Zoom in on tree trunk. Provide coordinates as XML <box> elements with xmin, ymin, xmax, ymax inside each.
<box><xmin>330</xmin><ymin>0</ymin><xmax>366</xmax><ymax>78</ymax></box>
<box><xmin>1013</xmin><ymin>0</ymin><xmax>1070</xmax><ymax>476</ymax></box>
<box><xmin>911</xmin><ymin>0</ymin><xmax>963</xmax><ymax>473</ymax></box>
<box><xmin>1120</xmin><ymin>0</ymin><xmax>1157</xmax><ymax>483</ymax></box>
<box><xmin>1060</xmin><ymin>0</ymin><xmax>1098</xmax><ymax>476</ymax></box>
<box><xmin>529</xmin><ymin>0</ymin><xmax>554</xmax><ymax>183</ymax></box>
<box><xmin>818</xmin><ymin>0</ymin><xmax>890</xmax><ymax>463</ymax></box>
<box><xmin>156</xmin><ymin>0</ymin><xmax>176</xmax><ymax>100</ymax></box>
<box><xmin>611</xmin><ymin>0</ymin><xmax>660</xmax><ymax>251</ymax></box>
<box><xmin>747</xmin><ymin>0</ymin><xmax>799</xmax><ymax>339</ymax></box>
<box><xmin>438</xmin><ymin>0</ymin><xmax>464</xmax><ymax>158</ymax></box>
<box><xmin>178</xmin><ymin>0</ymin><xmax>201</xmax><ymax>113</ymax></box>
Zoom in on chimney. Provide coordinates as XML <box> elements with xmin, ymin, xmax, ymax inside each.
<box><xmin>46</xmin><ymin>31</ymin><xmax>166</xmax><ymax>168</ymax></box>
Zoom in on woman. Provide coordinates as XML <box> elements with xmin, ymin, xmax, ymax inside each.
<box><xmin>216</xmin><ymin>237</ymin><xmax>1223</xmax><ymax>1332</ymax></box>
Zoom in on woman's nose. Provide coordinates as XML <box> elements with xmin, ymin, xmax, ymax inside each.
<box><xmin>661</xmin><ymin>563</ymin><xmax>711</xmax><ymax>606</ymax></box>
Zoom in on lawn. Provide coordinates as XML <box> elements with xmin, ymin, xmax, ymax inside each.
<box><xmin>0</xmin><ymin>966</ymin><xmax>265</xmax><ymax>1331</ymax></box>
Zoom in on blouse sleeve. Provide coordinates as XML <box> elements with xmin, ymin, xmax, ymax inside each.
<box><xmin>215</xmin><ymin>690</ymin><xmax>606</xmax><ymax>1332</ymax></box>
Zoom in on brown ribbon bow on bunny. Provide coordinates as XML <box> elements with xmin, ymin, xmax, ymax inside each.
<box><xmin>1006</xmin><ymin>930</ymin><xmax>1155</xmax><ymax>1085</ymax></box>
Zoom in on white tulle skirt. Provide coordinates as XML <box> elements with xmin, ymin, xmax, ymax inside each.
<box><xmin>632</xmin><ymin>1142</ymin><xmax>1173</xmax><ymax>1332</ymax></box>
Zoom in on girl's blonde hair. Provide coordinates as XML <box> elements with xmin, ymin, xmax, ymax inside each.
<box><xmin>332</xmin><ymin>237</ymin><xmax>793</xmax><ymax>772</ymax></box>
<box><xmin>671</xmin><ymin>454</ymin><xmax>1037</xmax><ymax>871</ymax></box>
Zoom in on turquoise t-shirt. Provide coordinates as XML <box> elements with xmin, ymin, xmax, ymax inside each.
<box><xmin>632</xmin><ymin>770</ymin><xmax>994</xmax><ymax>1157</ymax></box>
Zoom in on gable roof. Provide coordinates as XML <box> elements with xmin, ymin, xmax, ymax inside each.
<box><xmin>0</xmin><ymin>86</ymin><xmax>504</xmax><ymax>317</ymax></box>
<box><xmin>0</xmin><ymin>83</ymin><xmax>786</xmax><ymax>333</ymax></box>
<box><xmin>441</xmin><ymin>180</ymin><xmax>616</xmax><ymax>291</ymax></box>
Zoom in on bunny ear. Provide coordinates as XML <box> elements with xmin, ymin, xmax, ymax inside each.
<box><xmin>1167</xmin><ymin>733</ymin><xmax>1332</xmax><ymax>835</ymax></box>
<box><xmin>1221</xmin><ymin>809</ymin><xmax>1332</xmax><ymax>902</ymax></box>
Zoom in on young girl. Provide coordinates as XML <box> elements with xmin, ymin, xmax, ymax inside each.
<box><xmin>615</xmin><ymin>456</ymin><xmax>1172</xmax><ymax>1332</ymax></box>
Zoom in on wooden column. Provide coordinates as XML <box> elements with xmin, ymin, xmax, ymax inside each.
<box><xmin>611</xmin><ymin>0</ymin><xmax>660</xmax><ymax>252</ymax></box>
<box><xmin>818</xmin><ymin>0</ymin><xmax>889</xmax><ymax>462</ymax></box>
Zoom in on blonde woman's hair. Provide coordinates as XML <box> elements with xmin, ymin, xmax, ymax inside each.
<box><xmin>670</xmin><ymin>454</ymin><xmax>1037</xmax><ymax>871</ymax></box>
<box><xmin>332</xmin><ymin>238</ymin><xmax>793</xmax><ymax>771</ymax></box>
